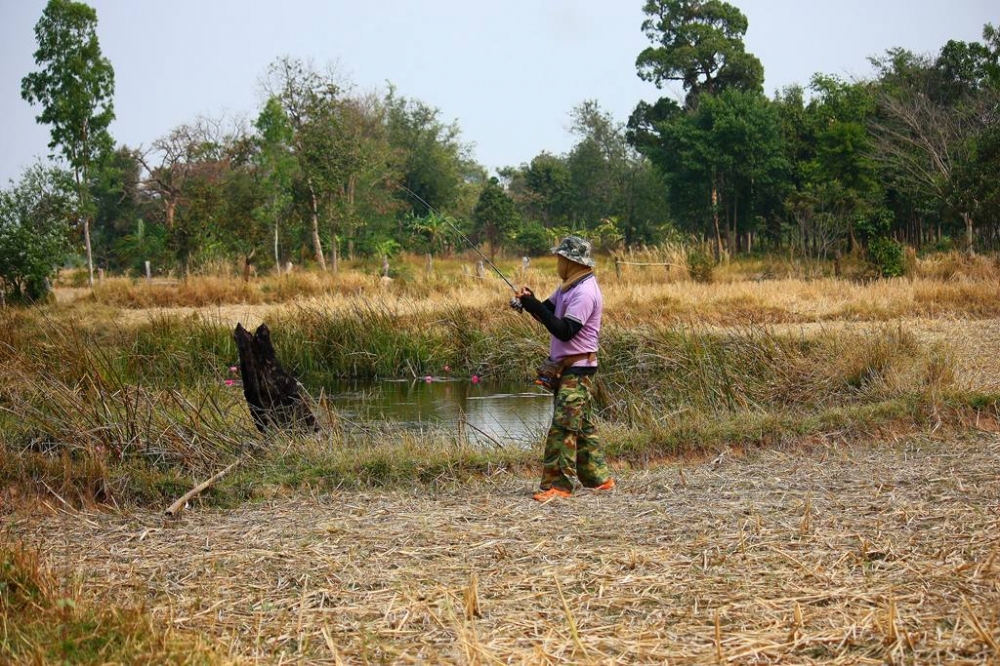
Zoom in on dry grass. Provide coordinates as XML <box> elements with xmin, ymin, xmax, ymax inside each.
<box><xmin>50</xmin><ymin>261</ymin><xmax>1000</xmax><ymax>332</ymax></box>
<box><xmin>13</xmin><ymin>431</ymin><xmax>1000</xmax><ymax>664</ymax></box>
<box><xmin>8</xmin><ymin>256</ymin><xmax>1000</xmax><ymax>663</ymax></box>
<box><xmin>0</xmin><ymin>537</ymin><xmax>223</xmax><ymax>664</ymax></box>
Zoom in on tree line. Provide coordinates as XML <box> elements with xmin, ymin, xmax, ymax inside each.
<box><xmin>2</xmin><ymin>0</ymin><xmax>998</xmax><ymax>302</ymax></box>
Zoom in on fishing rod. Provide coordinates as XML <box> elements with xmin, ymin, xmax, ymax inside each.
<box><xmin>400</xmin><ymin>185</ymin><xmax>524</xmax><ymax>311</ymax></box>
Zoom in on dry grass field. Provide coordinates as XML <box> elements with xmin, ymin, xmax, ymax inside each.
<box><xmin>17</xmin><ymin>430</ymin><xmax>1000</xmax><ymax>664</ymax></box>
<box><xmin>4</xmin><ymin>254</ymin><xmax>1000</xmax><ymax>664</ymax></box>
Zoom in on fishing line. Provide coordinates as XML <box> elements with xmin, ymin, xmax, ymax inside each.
<box><xmin>399</xmin><ymin>184</ymin><xmax>519</xmax><ymax>294</ymax></box>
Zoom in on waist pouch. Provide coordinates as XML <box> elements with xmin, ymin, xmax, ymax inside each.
<box><xmin>534</xmin><ymin>352</ymin><xmax>596</xmax><ymax>391</ymax></box>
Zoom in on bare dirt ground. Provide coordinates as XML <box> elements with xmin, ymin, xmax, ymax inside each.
<box><xmin>14</xmin><ymin>431</ymin><xmax>1000</xmax><ymax>664</ymax></box>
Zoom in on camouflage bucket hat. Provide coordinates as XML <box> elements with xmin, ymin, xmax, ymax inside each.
<box><xmin>551</xmin><ymin>235</ymin><xmax>595</xmax><ymax>267</ymax></box>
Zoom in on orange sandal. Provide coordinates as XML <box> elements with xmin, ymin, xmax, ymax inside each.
<box><xmin>592</xmin><ymin>479</ymin><xmax>616</xmax><ymax>491</ymax></box>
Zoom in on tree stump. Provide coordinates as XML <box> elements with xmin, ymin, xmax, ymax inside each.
<box><xmin>234</xmin><ymin>323</ymin><xmax>318</xmax><ymax>433</ymax></box>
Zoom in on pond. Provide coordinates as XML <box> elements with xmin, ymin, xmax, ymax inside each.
<box><xmin>321</xmin><ymin>377</ymin><xmax>553</xmax><ymax>447</ymax></box>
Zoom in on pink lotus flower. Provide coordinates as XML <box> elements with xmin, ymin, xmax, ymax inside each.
<box><xmin>229</xmin><ymin>366</ymin><xmax>239</xmax><ymax>374</ymax></box>
<box><xmin>443</xmin><ymin>364</ymin><xmax>451</xmax><ymax>373</ymax></box>
<box><xmin>224</xmin><ymin>379</ymin><xmax>235</xmax><ymax>386</ymax></box>
<box><xmin>424</xmin><ymin>375</ymin><xmax>433</xmax><ymax>383</ymax></box>
<box><xmin>471</xmin><ymin>374</ymin><xmax>480</xmax><ymax>384</ymax></box>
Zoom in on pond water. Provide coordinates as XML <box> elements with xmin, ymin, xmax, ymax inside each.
<box><xmin>321</xmin><ymin>377</ymin><xmax>553</xmax><ymax>447</ymax></box>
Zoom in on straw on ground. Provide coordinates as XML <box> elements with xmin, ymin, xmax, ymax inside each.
<box><xmin>19</xmin><ymin>431</ymin><xmax>1000</xmax><ymax>664</ymax></box>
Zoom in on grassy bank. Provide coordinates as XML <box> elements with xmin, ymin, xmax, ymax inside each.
<box><xmin>3</xmin><ymin>254</ymin><xmax>1000</xmax><ymax>510</ymax></box>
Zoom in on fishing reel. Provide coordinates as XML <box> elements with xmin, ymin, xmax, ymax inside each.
<box><xmin>509</xmin><ymin>297</ymin><xmax>523</xmax><ymax>313</ymax></box>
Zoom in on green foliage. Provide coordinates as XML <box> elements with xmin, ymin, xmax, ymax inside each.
<box><xmin>514</xmin><ymin>220</ymin><xmax>552</xmax><ymax>256</ymax></box>
<box><xmin>406</xmin><ymin>211</ymin><xmax>456</xmax><ymax>256</ymax></box>
<box><xmin>385</xmin><ymin>87</ymin><xmax>470</xmax><ymax>217</ymax></box>
<box><xmin>636</xmin><ymin>0</ymin><xmax>764</xmax><ymax>107</ymax></box>
<box><xmin>91</xmin><ymin>147</ymin><xmax>144</xmax><ymax>271</ymax></box>
<box><xmin>505</xmin><ymin>101</ymin><xmax>672</xmax><ymax>248</ymax></box>
<box><xmin>472</xmin><ymin>177</ymin><xmax>519</xmax><ymax>259</ymax></box>
<box><xmin>520</xmin><ymin>152</ymin><xmax>574</xmax><ymax>227</ymax></box>
<box><xmin>21</xmin><ymin>0</ymin><xmax>116</xmax><ymax>283</ymax></box>
<box><xmin>11</xmin><ymin>13</ymin><xmax>1000</xmax><ymax>276</ymax></box>
<box><xmin>20</xmin><ymin>0</ymin><xmax>115</xmax><ymax>168</ymax></box>
<box><xmin>631</xmin><ymin>87</ymin><xmax>787</xmax><ymax>251</ymax></box>
<box><xmin>686</xmin><ymin>248</ymin><xmax>714</xmax><ymax>282</ymax></box>
<box><xmin>592</xmin><ymin>217</ymin><xmax>625</xmax><ymax>251</ymax></box>
<box><xmin>868</xmin><ymin>236</ymin><xmax>907</xmax><ymax>277</ymax></box>
<box><xmin>0</xmin><ymin>164</ymin><xmax>74</xmax><ymax>302</ymax></box>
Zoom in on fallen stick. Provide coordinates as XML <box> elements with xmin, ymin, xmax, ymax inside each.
<box><xmin>165</xmin><ymin>458</ymin><xmax>242</xmax><ymax>517</ymax></box>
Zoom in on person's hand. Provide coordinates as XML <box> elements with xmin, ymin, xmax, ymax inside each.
<box><xmin>516</xmin><ymin>286</ymin><xmax>535</xmax><ymax>300</ymax></box>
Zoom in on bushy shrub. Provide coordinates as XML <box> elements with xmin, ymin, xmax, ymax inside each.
<box><xmin>868</xmin><ymin>236</ymin><xmax>906</xmax><ymax>278</ymax></box>
<box><xmin>0</xmin><ymin>165</ymin><xmax>74</xmax><ymax>303</ymax></box>
<box><xmin>514</xmin><ymin>221</ymin><xmax>551</xmax><ymax>256</ymax></box>
<box><xmin>686</xmin><ymin>249</ymin><xmax>714</xmax><ymax>283</ymax></box>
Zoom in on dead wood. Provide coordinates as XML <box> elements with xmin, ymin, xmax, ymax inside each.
<box><xmin>233</xmin><ymin>322</ymin><xmax>318</xmax><ymax>433</ymax></box>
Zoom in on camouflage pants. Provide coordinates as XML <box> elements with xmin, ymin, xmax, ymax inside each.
<box><xmin>539</xmin><ymin>374</ymin><xmax>612</xmax><ymax>492</ymax></box>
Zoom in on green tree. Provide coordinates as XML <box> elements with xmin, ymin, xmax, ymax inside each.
<box><xmin>0</xmin><ymin>164</ymin><xmax>75</xmax><ymax>302</ymax></box>
<box><xmin>385</xmin><ymin>88</ymin><xmax>470</xmax><ymax>218</ymax></box>
<box><xmin>702</xmin><ymin>89</ymin><xmax>788</xmax><ymax>255</ymax></box>
<box><xmin>21</xmin><ymin>0</ymin><xmax>115</xmax><ymax>287</ymax></box>
<box><xmin>263</xmin><ymin>59</ymin><xmax>401</xmax><ymax>267</ymax></box>
<box><xmin>636</xmin><ymin>0</ymin><xmax>764</xmax><ymax>109</ymax></box>
<box><xmin>472</xmin><ymin>177</ymin><xmax>519</xmax><ymax>260</ymax></box>
<box><xmin>868</xmin><ymin>42</ymin><xmax>994</xmax><ymax>252</ymax></box>
<box><xmin>631</xmin><ymin>0</ymin><xmax>767</xmax><ymax>258</ymax></box>
<box><xmin>216</xmin><ymin>134</ymin><xmax>266</xmax><ymax>279</ymax></box>
<box><xmin>630</xmin><ymin>87</ymin><xmax>786</xmax><ymax>257</ymax></box>
<box><xmin>90</xmin><ymin>146</ymin><xmax>143</xmax><ymax>272</ymax></box>
<box><xmin>771</xmin><ymin>75</ymin><xmax>884</xmax><ymax>259</ymax></box>
<box><xmin>253</xmin><ymin>96</ymin><xmax>299</xmax><ymax>273</ymax></box>
<box><xmin>569</xmin><ymin>101</ymin><xmax>673</xmax><ymax>246</ymax></box>
<box><xmin>262</xmin><ymin>57</ymin><xmax>342</xmax><ymax>269</ymax></box>
<box><xmin>520</xmin><ymin>152</ymin><xmax>573</xmax><ymax>228</ymax></box>
<box><xmin>138</xmin><ymin>117</ymin><xmax>244</xmax><ymax>273</ymax></box>
<box><xmin>323</xmin><ymin>93</ymin><xmax>401</xmax><ymax>261</ymax></box>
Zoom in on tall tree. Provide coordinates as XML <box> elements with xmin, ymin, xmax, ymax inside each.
<box><xmin>868</xmin><ymin>40</ymin><xmax>996</xmax><ymax>252</ymax></box>
<box><xmin>322</xmin><ymin>92</ymin><xmax>400</xmax><ymax>261</ymax></box>
<box><xmin>472</xmin><ymin>177</ymin><xmax>519</xmax><ymax>260</ymax></box>
<box><xmin>21</xmin><ymin>0</ymin><xmax>115</xmax><ymax>287</ymax></box>
<box><xmin>636</xmin><ymin>0</ymin><xmax>763</xmax><ymax>109</ymax></box>
<box><xmin>90</xmin><ymin>146</ymin><xmax>143</xmax><ymax>272</ymax></box>
<box><xmin>632</xmin><ymin>0</ymin><xmax>765</xmax><ymax>258</ymax></box>
<box><xmin>568</xmin><ymin>100</ymin><xmax>669</xmax><ymax>245</ymax></box>
<box><xmin>138</xmin><ymin>116</ymin><xmax>244</xmax><ymax>273</ymax></box>
<box><xmin>520</xmin><ymin>152</ymin><xmax>573</xmax><ymax>228</ymax></box>
<box><xmin>385</xmin><ymin>88</ymin><xmax>469</xmax><ymax>217</ymax></box>
<box><xmin>262</xmin><ymin>57</ymin><xmax>342</xmax><ymax>270</ymax></box>
<box><xmin>253</xmin><ymin>96</ymin><xmax>299</xmax><ymax>273</ymax></box>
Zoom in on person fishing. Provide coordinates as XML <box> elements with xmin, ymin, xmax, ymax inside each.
<box><xmin>514</xmin><ymin>236</ymin><xmax>615</xmax><ymax>501</ymax></box>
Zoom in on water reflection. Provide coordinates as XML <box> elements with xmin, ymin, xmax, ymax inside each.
<box><xmin>322</xmin><ymin>378</ymin><xmax>553</xmax><ymax>446</ymax></box>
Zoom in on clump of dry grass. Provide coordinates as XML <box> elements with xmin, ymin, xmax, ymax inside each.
<box><xmin>609</xmin><ymin>243</ymin><xmax>690</xmax><ymax>284</ymax></box>
<box><xmin>90</xmin><ymin>275</ymin><xmax>263</xmax><ymax>308</ymax></box>
<box><xmin>48</xmin><ymin>251</ymin><xmax>1000</xmax><ymax>326</ymax></box>
<box><xmin>913</xmin><ymin>251</ymin><xmax>1000</xmax><ymax>282</ymax></box>
<box><xmin>0</xmin><ymin>537</ymin><xmax>224</xmax><ymax>664</ymax></box>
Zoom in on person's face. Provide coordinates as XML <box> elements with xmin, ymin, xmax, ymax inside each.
<box><xmin>556</xmin><ymin>255</ymin><xmax>571</xmax><ymax>280</ymax></box>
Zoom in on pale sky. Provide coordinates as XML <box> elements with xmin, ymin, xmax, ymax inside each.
<box><xmin>1</xmin><ymin>0</ymin><xmax>996</xmax><ymax>185</ymax></box>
